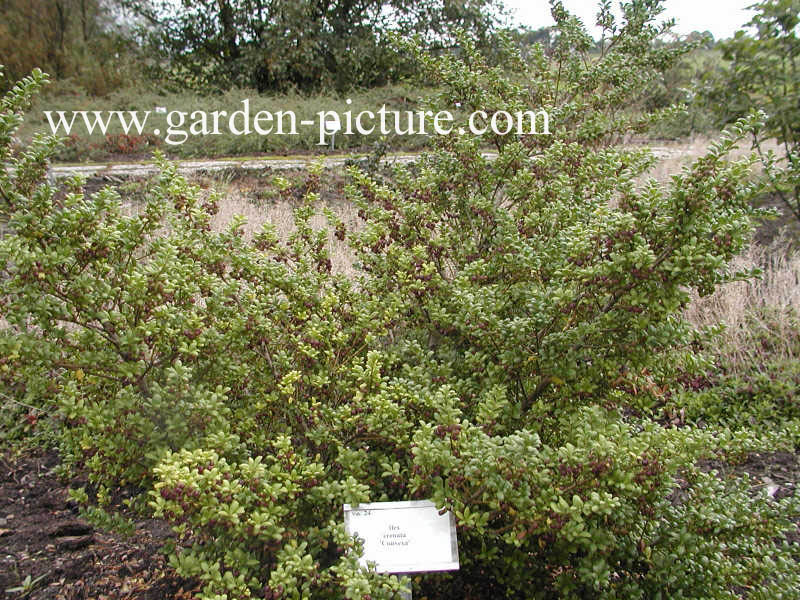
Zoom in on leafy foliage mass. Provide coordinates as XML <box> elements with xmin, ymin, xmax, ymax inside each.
<box><xmin>0</xmin><ymin>0</ymin><xmax>140</xmax><ymax>95</ymax></box>
<box><xmin>2</xmin><ymin>2</ymin><xmax>800</xmax><ymax>599</ymax></box>
<box><xmin>718</xmin><ymin>0</ymin><xmax>800</xmax><ymax>227</ymax></box>
<box><xmin>126</xmin><ymin>0</ymin><xmax>504</xmax><ymax>92</ymax></box>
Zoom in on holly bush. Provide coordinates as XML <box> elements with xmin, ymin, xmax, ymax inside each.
<box><xmin>2</xmin><ymin>2</ymin><xmax>800</xmax><ymax>598</ymax></box>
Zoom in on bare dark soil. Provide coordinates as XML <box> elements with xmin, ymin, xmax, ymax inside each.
<box><xmin>0</xmin><ymin>450</ymin><xmax>199</xmax><ymax>600</ymax></box>
<box><xmin>703</xmin><ymin>450</ymin><xmax>800</xmax><ymax>502</ymax></box>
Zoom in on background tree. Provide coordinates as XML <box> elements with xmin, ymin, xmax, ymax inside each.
<box><xmin>718</xmin><ymin>0</ymin><xmax>800</xmax><ymax>226</ymax></box>
<box><xmin>124</xmin><ymin>0</ymin><xmax>507</xmax><ymax>92</ymax></box>
<box><xmin>0</xmin><ymin>0</ymin><xmax>142</xmax><ymax>95</ymax></box>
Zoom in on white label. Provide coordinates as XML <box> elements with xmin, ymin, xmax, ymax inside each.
<box><xmin>343</xmin><ymin>500</ymin><xmax>459</xmax><ymax>573</ymax></box>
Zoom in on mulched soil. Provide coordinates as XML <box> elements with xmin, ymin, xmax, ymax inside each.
<box><xmin>699</xmin><ymin>449</ymin><xmax>800</xmax><ymax>500</ymax></box>
<box><xmin>703</xmin><ymin>450</ymin><xmax>800</xmax><ymax>499</ymax></box>
<box><xmin>0</xmin><ymin>450</ymin><xmax>200</xmax><ymax>600</ymax></box>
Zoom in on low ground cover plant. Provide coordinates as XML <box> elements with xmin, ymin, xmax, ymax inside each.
<box><xmin>2</xmin><ymin>2</ymin><xmax>800</xmax><ymax>599</ymax></box>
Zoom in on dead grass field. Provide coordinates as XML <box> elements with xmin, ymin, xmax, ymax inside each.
<box><xmin>685</xmin><ymin>238</ymin><xmax>800</xmax><ymax>367</ymax></box>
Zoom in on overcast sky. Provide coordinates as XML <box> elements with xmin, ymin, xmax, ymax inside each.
<box><xmin>502</xmin><ymin>0</ymin><xmax>757</xmax><ymax>40</ymax></box>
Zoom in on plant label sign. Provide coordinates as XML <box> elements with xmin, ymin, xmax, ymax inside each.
<box><xmin>343</xmin><ymin>500</ymin><xmax>460</xmax><ymax>573</ymax></box>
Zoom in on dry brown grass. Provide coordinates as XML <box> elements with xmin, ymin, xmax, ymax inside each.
<box><xmin>208</xmin><ymin>173</ymin><xmax>362</xmax><ymax>277</ymax></box>
<box><xmin>684</xmin><ymin>237</ymin><xmax>800</xmax><ymax>368</ymax></box>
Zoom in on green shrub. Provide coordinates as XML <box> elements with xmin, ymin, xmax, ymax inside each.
<box><xmin>2</xmin><ymin>3</ymin><xmax>800</xmax><ymax>598</ymax></box>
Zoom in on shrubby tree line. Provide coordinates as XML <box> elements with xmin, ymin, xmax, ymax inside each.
<box><xmin>2</xmin><ymin>1</ymin><xmax>800</xmax><ymax>598</ymax></box>
<box><xmin>0</xmin><ymin>0</ymin><xmax>762</xmax><ymax>98</ymax></box>
<box><xmin>121</xmin><ymin>0</ymin><xmax>506</xmax><ymax>92</ymax></box>
<box><xmin>1</xmin><ymin>0</ymin><xmax>508</xmax><ymax>93</ymax></box>
<box><xmin>0</xmin><ymin>0</ymin><xmax>142</xmax><ymax>95</ymax></box>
